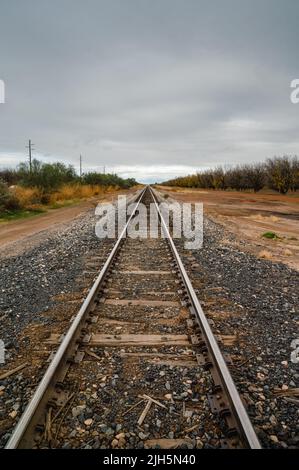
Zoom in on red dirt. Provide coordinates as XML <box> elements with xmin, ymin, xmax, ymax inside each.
<box><xmin>0</xmin><ymin>188</ymin><xmax>137</xmax><ymax>258</ymax></box>
<box><xmin>158</xmin><ymin>187</ymin><xmax>299</xmax><ymax>271</ymax></box>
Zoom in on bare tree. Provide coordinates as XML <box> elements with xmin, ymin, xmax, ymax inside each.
<box><xmin>266</xmin><ymin>156</ymin><xmax>292</xmax><ymax>194</ymax></box>
<box><xmin>291</xmin><ymin>156</ymin><xmax>299</xmax><ymax>191</ymax></box>
<box><xmin>244</xmin><ymin>163</ymin><xmax>266</xmax><ymax>193</ymax></box>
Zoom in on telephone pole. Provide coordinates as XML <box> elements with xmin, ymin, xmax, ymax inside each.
<box><xmin>80</xmin><ymin>155</ymin><xmax>83</xmax><ymax>178</ymax></box>
<box><xmin>26</xmin><ymin>139</ymin><xmax>34</xmax><ymax>173</ymax></box>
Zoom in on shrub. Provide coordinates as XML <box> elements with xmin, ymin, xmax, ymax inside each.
<box><xmin>0</xmin><ymin>179</ymin><xmax>21</xmax><ymax>212</ymax></box>
<box><xmin>12</xmin><ymin>186</ymin><xmax>42</xmax><ymax>207</ymax></box>
<box><xmin>262</xmin><ymin>231</ymin><xmax>279</xmax><ymax>239</ymax></box>
<box><xmin>82</xmin><ymin>172</ymin><xmax>137</xmax><ymax>189</ymax></box>
<box><xmin>49</xmin><ymin>184</ymin><xmax>105</xmax><ymax>204</ymax></box>
<box><xmin>18</xmin><ymin>160</ymin><xmax>78</xmax><ymax>191</ymax></box>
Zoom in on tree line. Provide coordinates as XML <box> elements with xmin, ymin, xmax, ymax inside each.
<box><xmin>162</xmin><ymin>156</ymin><xmax>299</xmax><ymax>194</ymax></box>
<box><xmin>0</xmin><ymin>159</ymin><xmax>137</xmax><ymax>191</ymax></box>
<box><xmin>0</xmin><ymin>159</ymin><xmax>137</xmax><ymax>214</ymax></box>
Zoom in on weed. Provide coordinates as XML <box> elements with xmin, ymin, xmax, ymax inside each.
<box><xmin>262</xmin><ymin>231</ymin><xmax>279</xmax><ymax>239</ymax></box>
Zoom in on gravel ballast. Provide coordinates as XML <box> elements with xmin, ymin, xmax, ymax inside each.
<box><xmin>176</xmin><ymin>216</ymin><xmax>299</xmax><ymax>449</ymax></box>
<box><xmin>0</xmin><ymin>210</ymin><xmax>104</xmax><ymax>349</ymax></box>
<box><xmin>0</xmin><ymin>200</ymin><xmax>298</xmax><ymax>449</ymax></box>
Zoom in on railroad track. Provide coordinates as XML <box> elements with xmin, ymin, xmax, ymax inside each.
<box><xmin>6</xmin><ymin>186</ymin><xmax>261</xmax><ymax>449</ymax></box>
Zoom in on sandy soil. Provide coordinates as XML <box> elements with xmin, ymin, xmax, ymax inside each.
<box><xmin>158</xmin><ymin>186</ymin><xmax>299</xmax><ymax>271</ymax></box>
<box><xmin>0</xmin><ymin>188</ymin><xmax>138</xmax><ymax>258</ymax></box>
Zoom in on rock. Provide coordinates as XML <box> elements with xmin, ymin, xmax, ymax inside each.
<box><xmin>270</xmin><ymin>435</ymin><xmax>279</xmax><ymax>444</ymax></box>
<box><xmin>84</xmin><ymin>419</ymin><xmax>93</xmax><ymax>427</ymax></box>
<box><xmin>196</xmin><ymin>439</ymin><xmax>204</xmax><ymax>449</ymax></box>
<box><xmin>269</xmin><ymin>415</ymin><xmax>277</xmax><ymax>426</ymax></box>
<box><xmin>105</xmin><ymin>428</ymin><xmax>115</xmax><ymax>436</ymax></box>
<box><xmin>9</xmin><ymin>410</ymin><xmax>17</xmax><ymax>419</ymax></box>
<box><xmin>111</xmin><ymin>439</ymin><xmax>118</xmax><ymax>448</ymax></box>
<box><xmin>257</xmin><ymin>372</ymin><xmax>266</xmax><ymax>381</ymax></box>
<box><xmin>62</xmin><ymin>442</ymin><xmax>71</xmax><ymax>449</ymax></box>
<box><xmin>164</xmin><ymin>394</ymin><xmax>172</xmax><ymax>400</ymax></box>
<box><xmin>98</xmin><ymin>424</ymin><xmax>108</xmax><ymax>432</ymax></box>
<box><xmin>165</xmin><ymin>382</ymin><xmax>171</xmax><ymax>390</ymax></box>
<box><xmin>72</xmin><ymin>405</ymin><xmax>86</xmax><ymax>418</ymax></box>
<box><xmin>118</xmin><ymin>437</ymin><xmax>126</xmax><ymax>448</ymax></box>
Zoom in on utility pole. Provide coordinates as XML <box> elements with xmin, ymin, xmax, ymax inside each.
<box><xmin>103</xmin><ymin>165</ymin><xmax>106</xmax><ymax>175</ymax></box>
<box><xmin>26</xmin><ymin>139</ymin><xmax>34</xmax><ymax>173</ymax></box>
<box><xmin>80</xmin><ymin>155</ymin><xmax>83</xmax><ymax>178</ymax></box>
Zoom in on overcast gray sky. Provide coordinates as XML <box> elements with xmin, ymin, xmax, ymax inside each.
<box><xmin>0</xmin><ymin>0</ymin><xmax>298</xmax><ymax>182</ymax></box>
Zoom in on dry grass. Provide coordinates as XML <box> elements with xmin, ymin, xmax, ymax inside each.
<box><xmin>253</xmin><ymin>214</ymin><xmax>280</xmax><ymax>223</ymax></box>
<box><xmin>12</xmin><ymin>186</ymin><xmax>42</xmax><ymax>207</ymax></box>
<box><xmin>10</xmin><ymin>184</ymin><xmax>119</xmax><ymax>211</ymax></box>
<box><xmin>259</xmin><ymin>250</ymin><xmax>273</xmax><ymax>260</ymax></box>
<box><xmin>49</xmin><ymin>184</ymin><xmax>100</xmax><ymax>203</ymax></box>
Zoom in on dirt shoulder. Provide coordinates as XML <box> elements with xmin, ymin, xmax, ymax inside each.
<box><xmin>158</xmin><ymin>186</ymin><xmax>299</xmax><ymax>271</ymax></box>
<box><xmin>0</xmin><ymin>188</ymin><xmax>138</xmax><ymax>258</ymax></box>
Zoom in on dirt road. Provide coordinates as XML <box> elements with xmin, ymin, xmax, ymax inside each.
<box><xmin>0</xmin><ymin>189</ymin><xmax>137</xmax><ymax>258</ymax></box>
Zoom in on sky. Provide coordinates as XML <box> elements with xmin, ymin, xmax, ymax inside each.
<box><xmin>0</xmin><ymin>0</ymin><xmax>299</xmax><ymax>183</ymax></box>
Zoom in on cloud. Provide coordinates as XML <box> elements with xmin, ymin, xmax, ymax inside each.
<box><xmin>0</xmin><ymin>0</ymin><xmax>299</xmax><ymax>182</ymax></box>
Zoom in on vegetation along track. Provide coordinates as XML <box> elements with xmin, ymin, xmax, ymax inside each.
<box><xmin>6</xmin><ymin>186</ymin><xmax>261</xmax><ymax>449</ymax></box>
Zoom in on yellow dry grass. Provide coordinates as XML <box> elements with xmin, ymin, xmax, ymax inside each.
<box><xmin>12</xmin><ymin>186</ymin><xmax>42</xmax><ymax>207</ymax></box>
<box><xmin>259</xmin><ymin>250</ymin><xmax>273</xmax><ymax>260</ymax></box>
<box><xmin>50</xmin><ymin>184</ymin><xmax>117</xmax><ymax>204</ymax></box>
<box><xmin>11</xmin><ymin>184</ymin><xmax>119</xmax><ymax>210</ymax></box>
<box><xmin>252</xmin><ymin>214</ymin><xmax>280</xmax><ymax>223</ymax></box>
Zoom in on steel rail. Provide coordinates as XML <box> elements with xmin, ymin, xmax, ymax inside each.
<box><xmin>5</xmin><ymin>187</ymin><xmax>147</xmax><ymax>449</ymax></box>
<box><xmin>149</xmin><ymin>186</ymin><xmax>261</xmax><ymax>449</ymax></box>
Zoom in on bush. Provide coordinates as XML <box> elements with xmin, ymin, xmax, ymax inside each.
<box><xmin>0</xmin><ymin>179</ymin><xmax>21</xmax><ymax>212</ymax></box>
<box><xmin>82</xmin><ymin>172</ymin><xmax>137</xmax><ymax>189</ymax></box>
<box><xmin>18</xmin><ymin>160</ymin><xmax>77</xmax><ymax>191</ymax></box>
<box><xmin>0</xmin><ymin>169</ymin><xmax>21</xmax><ymax>186</ymax></box>
<box><xmin>12</xmin><ymin>186</ymin><xmax>42</xmax><ymax>207</ymax></box>
<box><xmin>262</xmin><ymin>231</ymin><xmax>279</xmax><ymax>239</ymax></box>
<box><xmin>49</xmin><ymin>184</ymin><xmax>106</xmax><ymax>205</ymax></box>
